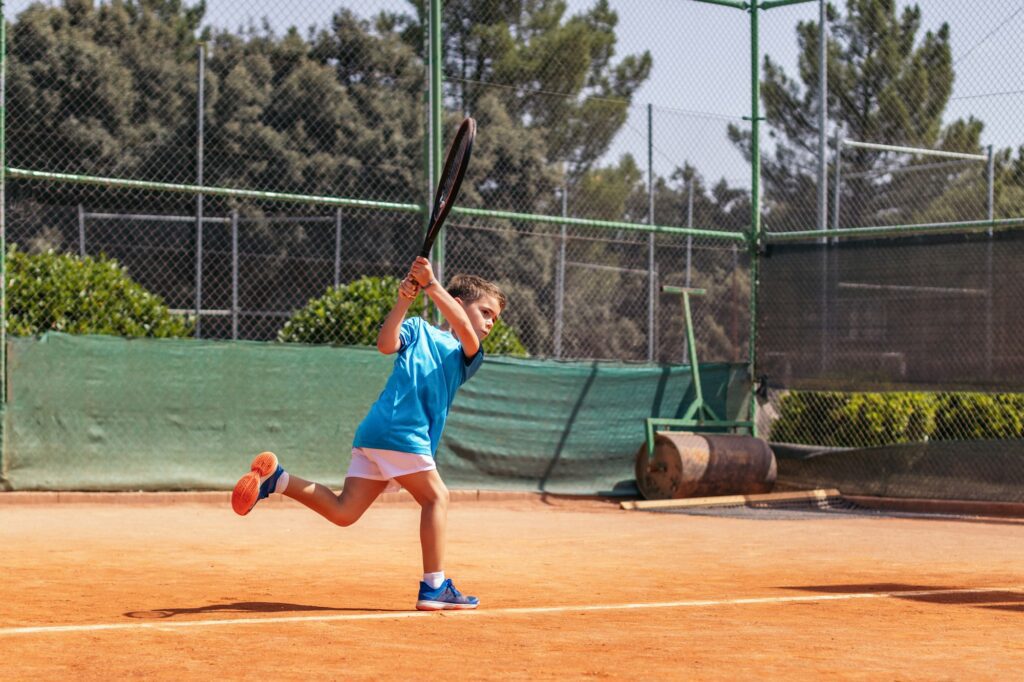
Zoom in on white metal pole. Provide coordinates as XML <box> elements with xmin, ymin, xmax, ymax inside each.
<box><xmin>647</xmin><ymin>103</ymin><xmax>656</xmax><ymax>362</ymax></box>
<box><xmin>334</xmin><ymin>208</ymin><xmax>343</xmax><ymax>287</ymax></box>
<box><xmin>77</xmin><ymin>204</ymin><xmax>86</xmax><ymax>257</ymax></box>
<box><xmin>231</xmin><ymin>209</ymin><xmax>238</xmax><ymax>340</ymax></box>
<box><xmin>195</xmin><ymin>44</ymin><xmax>205</xmax><ymax>338</ymax></box>
<box><xmin>554</xmin><ymin>188</ymin><xmax>567</xmax><ymax>358</ymax></box>
<box><xmin>817</xmin><ymin>0</ymin><xmax>828</xmax><ymax>239</ymax></box>
<box><xmin>832</xmin><ymin>130</ymin><xmax>842</xmax><ymax>232</ymax></box>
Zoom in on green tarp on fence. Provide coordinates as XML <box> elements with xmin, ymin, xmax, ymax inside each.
<box><xmin>1</xmin><ymin>333</ymin><xmax>750</xmax><ymax>494</ymax></box>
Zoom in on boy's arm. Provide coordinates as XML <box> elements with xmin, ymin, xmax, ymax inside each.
<box><xmin>376</xmin><ymin>276</ymin><xmax>420</xmax><ymax>354</ymax></box>
<box><xmin>409</xmin><ymin>257</ymin><xmax>481</xmax><ymax>358</ymax></box>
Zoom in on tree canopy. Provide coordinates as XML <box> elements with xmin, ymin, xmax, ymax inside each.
<box><xmin>729</xmin><ymin>0</ymin><xmax>1022</xmax><ymax>231</ymax></box>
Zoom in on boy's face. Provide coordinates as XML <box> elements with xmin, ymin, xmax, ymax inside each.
<box><xmin>457</xmin><ymin>294</ymin><xmax>502</xmax><ymax>341</ymax></box>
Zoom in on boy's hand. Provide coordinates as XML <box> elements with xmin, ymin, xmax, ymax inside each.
<box><xmin>409</xmin><ymin>257</ymin><xmax>435</xmax><ymax>288</ymax></box>
<box><xmin>398</xmin><ymin>275</ymin><xmax>420</xmax><ymax>301</ymax></box>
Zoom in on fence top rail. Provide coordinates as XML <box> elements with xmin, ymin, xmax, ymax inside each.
<box><xmin>452</xmin><ymin>206</ymin><xmax>748</xmax><ymax>242</ymax></box>
<box><xmin>9</xmin><ymin>167</ymin><xmax>750</xmax><ymax>243</ymax></box>
<box><xmin>843</xmin><ymin>157</ymin><xmax>977</xmax><ymax>180</ymax></box>
<box><xmin>841</xmin><ymin>139</ymin><xmax>988</xmax><ymax>162</ymax></box>
<box><xmin>765</xmin><ymin>217</ymin><xmax>1024</xmax><ymax>243</ymax></box>
<box><xmin>7</xmin><ymin>167</ymin><xmax>423</xmax><ymax>213</ymax></box>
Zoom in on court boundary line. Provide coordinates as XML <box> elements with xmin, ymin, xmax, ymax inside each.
<box><xmin>3</xmin><ymin>585</ymin><xmax>1021</xmax><ymax>636</ymax></box>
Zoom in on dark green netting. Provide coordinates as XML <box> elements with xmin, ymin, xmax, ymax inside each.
<box><xmin>758</xmin><ymin>230</ymin><xmax>1024</xmax><ymax>392</ymax></box>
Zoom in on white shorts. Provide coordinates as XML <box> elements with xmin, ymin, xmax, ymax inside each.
<box><xmin>347</xmin><ymin>447</ymin><xmax>436</xmax><ymax>493</ymax></box>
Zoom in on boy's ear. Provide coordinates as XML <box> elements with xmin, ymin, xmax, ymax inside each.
<box><xmin>453</xmin><ymin>296</ymin><xmax>465</xmax><ymax>307</ymax></box>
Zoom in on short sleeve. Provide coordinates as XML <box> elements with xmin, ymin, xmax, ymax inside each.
<box><xmin>462</xmin><ymin>348</ymin><xmax>484</xmax><ymax>381</ymax></box>
<box><xmin>398</xmin><ymin>317</ymin><xmax>422</xmax><ymax>352</ymax></box>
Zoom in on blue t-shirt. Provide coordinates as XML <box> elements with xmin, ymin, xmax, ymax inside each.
<box><xmin>353</xmin><ymin>317</ymin><xmax>484</xmax><ymax>456</ymax></box>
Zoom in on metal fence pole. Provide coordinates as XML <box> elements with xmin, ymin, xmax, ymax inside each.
<box><xmin>832</xmin><ymin>130</ymin><xmax>842</xmax><ymax>231</ymax></box>
<box><xmin>986</xmin><ymin>144</ymin><xmax>995</xmax><ymax>224</ymax></box>
<box><xmin>647</xmin><ymin>102</ymin><xmax>656</xmax><ymax>362</ymax></box>
<box><xmin>824</xmin><ymin>130</ymin><xmax>843</xmax><ymax>376</ymax></box>
<box><xmin>747</xmin><ymin>2</ymin><xmax>763</xmax><ymax>436</ymax></box>
<box><xmin>77</xmin><ymin>203</ymin><xmax>86</xmax><ymax>257</ymax></box>
<box><xmin>986</xmin><ymin>144</ymin><xmax>995</xmax><ymax>379</ymax></box>
<box><xmin>231</xmin><ymin>210</ymin><xmax>239</xmax><ymax>340</ymax></box>
<box><xmin>428</xmin><ymin>0</ymin><xmax>444</xmax><ymax>295</ymax></box>
<box><xmin>334</xmin><ymin>208</ymin><xmax>343</xmax><ymax>288</ymax></box>
<box><xmin>681</xmin><ymin>180</ymin><xmax>694</xmax><ymax>364</ymax></box>
<box><xmin>817</xmin><ymin>0</ymin><xmax>828</xmax><ymax>238</ymax></box>
<box><xmin>686</xmin><ymin>178</ymin><xmax>693</xmax><ymax>287</ymax></box>
<box><xmin>194</xmin><ymin>44</ymin><xmax>205</xmax><ymax>338</ymax></box>
<box><xmin>554</xmin><ymin>188</ymin><xmax>567</xmax><ymax>358</ymax></box>
<box><xmin>732</xmin><ymin>242</ymin><xmax>740</xmax><ymax>361</ymax></box>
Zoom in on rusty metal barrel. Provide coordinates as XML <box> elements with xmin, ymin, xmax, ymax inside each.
<box><xmin>635</xmin><ymin>432</ymin><xmax>777</xmax><ymax>500</ymax></box>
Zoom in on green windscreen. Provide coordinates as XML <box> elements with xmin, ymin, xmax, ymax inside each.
<box><xmin>2</xmin><ymin>333</ymin><xmax>751</xmax><ymax>494</ymax></box>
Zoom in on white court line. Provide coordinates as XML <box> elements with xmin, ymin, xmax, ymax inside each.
<box><xmin>3</xmin><ymin>585</ymin><xmax>1021</xmax><ymax>636</ymax></box>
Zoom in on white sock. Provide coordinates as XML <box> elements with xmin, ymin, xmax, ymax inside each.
<box><xmin>274</xmin><ymin>471</ymin><xmax>289</xmax><ymax>495</ymax></box>
<box><xmin>423</xmin><ymin>571</ymin><xmax>445</xmax><ymax>589</ymax></box>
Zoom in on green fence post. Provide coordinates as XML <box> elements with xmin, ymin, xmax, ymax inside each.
<box><xmin>428</xmin><ymin>0</ymin><xmax>444</xmax><ymax>324</ymax></box>
<box><xmin>747</xmin><ymin>0</ymin><xmax>762</xmax><ymax>437</ymax></box>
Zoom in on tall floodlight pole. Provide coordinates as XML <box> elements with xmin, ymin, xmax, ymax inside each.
<box><xmin>753</xmin><ymin>0</ymin><xmax>823</xmax><ymax>432</ymax></box>
<box><xmin>684</xmin><ymin>1</ymin><xmax>765</xmax><ymax>430</ymax></box>
<box><xmin>748</xmin><ymin>2</ymin><xmax>762</xmax><ymax>436</ymax></box>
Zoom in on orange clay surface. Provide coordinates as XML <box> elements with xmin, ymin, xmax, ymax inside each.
<box><xmin>2</xmin><ymin>491</ymin><xmax>1024</xmax><ymax>680</ymax></box>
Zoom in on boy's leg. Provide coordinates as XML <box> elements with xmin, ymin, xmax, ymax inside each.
<box><xmin>398</xmin><ymin>468</ymin><xmax>479</xmax><ymax>611</ymax></box>
<box><xmin>283</xmin><ymin>474</ymin><xmax>388</xmax><ymax>527</ymax></box>
<box><xmin>393</xmin><ymin>468</ymin><xmax>449</xmax><ymax>573</ymax></box>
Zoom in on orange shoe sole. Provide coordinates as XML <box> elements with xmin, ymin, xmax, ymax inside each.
<box><xmin>231</xmin><ymin>451</ymin><xmax>278</xmax><ymax>516</ymax></box>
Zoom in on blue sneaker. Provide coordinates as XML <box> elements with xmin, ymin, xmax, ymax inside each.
<box><xmin>416</xmin><ymin>578</ymin><xmax>479</xmax><ymax>611</ymax></box>
<box><xmin>231</xmin><ymin>451</ymin><xmax>284</xmax><ymax>516</ymax></box>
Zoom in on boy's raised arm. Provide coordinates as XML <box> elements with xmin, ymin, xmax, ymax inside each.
<box><xmin>409</xmin><ymin>257</ymin><xmax>481</xmax><ymax>358</ymax></box>
<box><xmin>376</xmin><ymin>276</ymin><xmax>420</xmax><ymax>354</ymax></box>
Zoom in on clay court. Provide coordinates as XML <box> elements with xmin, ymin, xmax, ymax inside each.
<box><xmin>3</xmin><ymin>492</ymin><xmax>1024</xmax><ymax>679</ymax></box>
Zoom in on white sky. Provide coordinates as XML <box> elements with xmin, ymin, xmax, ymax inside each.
<box><xmin>5</xmin><ymin>1</ymin><xmax>1023</xmax><ymax>189</ymax></box>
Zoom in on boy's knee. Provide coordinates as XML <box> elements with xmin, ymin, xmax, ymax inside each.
<box><xmin>421</xmin><ymin>482</ymin><xmax>449</xmax><ymax>508</ymax></box>
<box><xmin>329</xmin><ymin>509</ymin><xmax>362</xmax><ymax>527</ymax></box>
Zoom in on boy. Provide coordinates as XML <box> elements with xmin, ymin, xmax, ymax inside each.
<box><xmin>231</xmin><ymin>256</ymin><xmax>506</xmax><ymax>611</ymax></box>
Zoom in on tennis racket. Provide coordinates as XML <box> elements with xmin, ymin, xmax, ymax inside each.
<box><xmin>420</xmin><ymin>116</ymin><xmax>476</xmax><ymax>258</ymax></box>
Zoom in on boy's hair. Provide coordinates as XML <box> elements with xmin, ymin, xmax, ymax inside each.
<box><xmin>447</xmin><ymin>274</ymin><xmax>507</xmax><ymax>312</ymax></box>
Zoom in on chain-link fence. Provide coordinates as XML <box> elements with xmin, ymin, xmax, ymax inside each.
<box><xmin>3</xmin><ymin>0</ymin><xmax>751</xmax><ymax>365</ymax></box>
<box><xmin>4</xmin><ymin>0</ymin><xmax>1024</xmax><ymax>449</ymax></box>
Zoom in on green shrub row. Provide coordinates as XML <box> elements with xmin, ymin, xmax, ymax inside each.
<box><xmin>771</xmin><ymin>391</ymin><xmax>1024</xmax><ymax>446</ymax></box>
<box><xmin>8</xmin><ymin>248</ymin><xmax>528</xmax><ymax>356</ymax></box>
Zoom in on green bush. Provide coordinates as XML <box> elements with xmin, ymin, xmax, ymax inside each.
<box><xmin>279</xmin><ymin>275</ymin><xmax>528</xmax><ymax>356</ymax></box>
<box><xmin>770</xmin><ymin>391</ymin><xmax>938</xmax><ymax>447</ymax></box>
<box><xmin>7</xmin><ymin>246</ymin><xmax>192</xmax><ymax>338</ymax></box>
<box><xmin>932</xmin><ymin>393</ymin><xmax>1024</xmax><ymax>440</ymax></box>
<box><xmin>771</xmin><ymin>390</ymin><xmax>1024</xmax><ymax>446</ymax></box>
